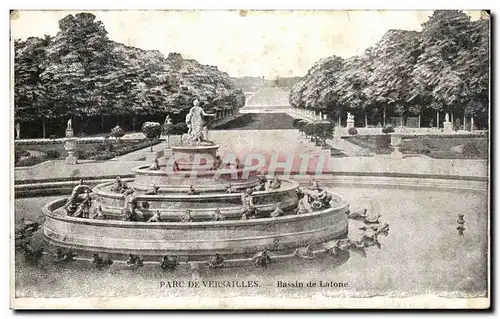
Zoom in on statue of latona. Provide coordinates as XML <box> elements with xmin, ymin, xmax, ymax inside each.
<box><xmin>185</xmin><ymin>99</ymin><xmax>215</xmax><ymax>145</ymax></box>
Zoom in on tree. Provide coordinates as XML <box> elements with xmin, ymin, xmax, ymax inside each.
<box><xmin>41</xmin><ymin>13</ymin><xmax>115</xmax><ymax>126</ymax></box>
<box><xmin>367</xmin><ymin>30</ymin><xmax>422</xmax><ymax>125</ymax></box>
<box><xmin>110</xmin><ymin>125</ymin><xmax>125</xmax><ymax>139</ymax></box>
<box><xmin>142</xmin><ymin>122</ymin><xmax>161</xmax><ymax>152</ymax></box>
<box><xmin>172</xmin><ymin>122</ymin><xmax>189</xmax><ymax>144</ymax></box>
<box><xmin>292</xmin><ymin>10</ymin><xmax>489</xmax><ymax>130</ymax></box>
<box><xmin>15</xmin><ymin>13</ymin><xmax>247</xmax><ymax>137</ymax></box>
<box><xmin>411</xmin><ymin>10</ymin><xmax>488</xmax><ymax>127</ymax></box>
<box><xmin>313</xmin><ymin>122</ymin><xmax>334</xmax><ymax>147</ymax></box>
<box><xmin>14</xmin><ymin>35</ymin><xmax>52</xmax><ymax>137</ymax></box>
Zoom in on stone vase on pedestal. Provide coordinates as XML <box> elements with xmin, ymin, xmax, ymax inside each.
<box><xmin>64</xmin><ymin>139</ymin><xmax>78</xmax><ymax>165</ymax></box>
<box><xmin>164</xmin><ymin>136</ymin><xmax>174</xmax><ymax>159</ymax></box>
<box><xmin>390</xmin><ymin>133</ymin><xmax>403</xmax><ymax>159</ymax></box>
<box><xmin>347</xmin><ymin>119</ymin><xmax>355</xmax><ymax>130</ymax></box>
<box><xmin>443</xmin><ymin>121</ymin><xmax>453</xmax><ymax>134</ymax></box>
<box><xmin>333</xmin><ymin>126</ymin><xmax>342</xmax><ymax>140</ymax></box>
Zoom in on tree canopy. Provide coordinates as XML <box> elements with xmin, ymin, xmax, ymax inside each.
<box><xmin>14</xmin><ymin>13</ymin><xmax>245</xmax><ymax>133</ymax></box>
<box><xmin>290</xmin><ymin>10</ymin><xmax>490</xmax><ymax>128</ymax></box>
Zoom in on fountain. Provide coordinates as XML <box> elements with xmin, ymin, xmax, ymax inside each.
<box><xmin>42</xmin><ymin>100</ymin><xmax>349</xmax><ymax>263</ymax></box>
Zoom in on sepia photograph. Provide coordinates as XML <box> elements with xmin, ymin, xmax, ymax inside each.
<box><xmin>9</xmin><ymin>8</ymin><xmax>490</xmax><ymax>309</ymax></box>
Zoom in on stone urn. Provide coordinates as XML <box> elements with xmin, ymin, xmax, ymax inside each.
<box><xmin>346</xmin><ymin>118</ymin><xmax>355</xmax><ymax>130</ymax></box>
<box><xmin>64</xmin><ymin>139</ymin><xmax>78</xmax><ymax>165</ymax></box>
<box><xmin>390</xmin><ymin>133</ymin><xmax>403</xmax><ymax>159</ymax></box>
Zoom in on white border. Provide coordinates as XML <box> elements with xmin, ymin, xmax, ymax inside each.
<box><xmin>3</xmin><ymin>0</ymin><xmax>497</xmax><ymax>316</ymax></box>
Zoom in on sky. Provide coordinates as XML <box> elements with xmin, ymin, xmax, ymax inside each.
<box><xmin>10</xmin><ymin>10</ymin><xmax>482</xmax><ymax>78</ymax></box>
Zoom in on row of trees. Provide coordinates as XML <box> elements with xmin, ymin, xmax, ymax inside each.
<box><xmin>293</xmin><ymin>119</ymin><xmax>334</xmax><ymax>148</ymax></box>
<box><xmin>14</xmin><ymin>13</ymin><xmax>246</xmax><ymax>138</ymax></box>
<box><xmin>290</xmin><ymin>11</ymin><xmax>489</xmax><ymax>129</ymax></box>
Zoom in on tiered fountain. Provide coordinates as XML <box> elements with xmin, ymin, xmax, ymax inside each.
<box><xmin>42</xmin><ymin>100</ymin><xmax>349</xmax><ymax>263</ymax></box>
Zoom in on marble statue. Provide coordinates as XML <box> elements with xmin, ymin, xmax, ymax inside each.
<box><xmin>445</xmin><ymin>113</ymin><xmax>450</xmax><ymax>123</ymax></box>
<box><xmin>67</xmin><ymin>118</ymin><xmax>72</xmax><ymax>130</ymax></box>
<box><xmin>64</xmin><ymin>183</ymin><xmax>92</xmax><ymax>215</ymax></box>
<box><xmin>200</xmin><ymin>125</ymin><xmax>214</xmax><ymax>145</ymax></box>
<box><xmin>241</xmin><ymin>188</ymin><xmax>257</xmax><ymax>218</ymax></box>
<box><xmin>212</xmin><ymin>208</ymin><xmax>225</xmax><ymax>221</ymax></box>
<box><xmin>269</xmin><ymin>175</ymin><xmax>281</xmax><ymax>190</ymax></box>
<box><xmin>347</xmin><ymin>112</ymin><xmax>354</xmax><ymax>121</ymax></box>
<box><xmin>149</xmin><ymin>158</ymin><xmax>160</xmax><ymax>170</ymax></box>
<box><xmin>295</xmin><ymin>201</ymin><xmax>309</xmax><ymax>215</ymax></box>
<box><xmin>15</xmin><ymin>123</ymin><xmax>20</xmax><ymax>139</ymax></box>
<box><xmin>147</xmin><ymin>211</ymin><xmax>161</xmax><ymax>222</ymax></box>
<box><xmin>181</xmin><ymin>209</ymin><xmax>193</xmax><ymax>222</ymax></box>
<box><xmin>270</xmin><ymin>203</ymin><xmax>284</xmax><ymax>218</ymax></box>
<box><xmin>185</xmin><ymin>99</ymin><xmax>215</xmax><ymax>144</ymax></box>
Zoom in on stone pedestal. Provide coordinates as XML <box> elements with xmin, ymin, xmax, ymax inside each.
<box><xmin>390</xmin><ymin>147</ymin><xmax>403</xmax><ymax>159</ymax></box>
<box><xmin>163</xmin><ymin>148</ymin><xmax>174</xmax><ymax>159</ymax></box>
<box><xmin>333</xmin><ymin>126</ymin><xmax>342</xmax><ymax>140</ymax></box>
<box><xmin>64</xmin><ymin>139</ymin><xmax>78</xmax><ymax>165</ymax></box>
<box><xmin>443</xmin><ymin>121</ymin><xmax>453</xmax><ymax>134</ymax></box>
<box><xmin>390</xmin><ymin>133</ymin><xmax>403</xmax><ymax>159</ymax></box>
<box><xmin>172</xmin><ymin>145</ymin><xmax>220</xmax><ymax>171</ymax></box>
<box><xmin>347</xmin><ymin>119</ymin><xmax>355</xmax><ymax>129</ymax></box>
<box><xmin>65</xmin><ymin>129</ymin><xmax>74</xmax><ymax>138</ymax></box>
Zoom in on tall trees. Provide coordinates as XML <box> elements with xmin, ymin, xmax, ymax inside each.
<box><xmin>290</xmin><ymin>10</ymin><xmax>490</xmax><ymax>129</ymax></box>
<box><xmin>14</xmin><ymin>35</ymin><xmax>52</xmax><ymax>137</ymax></box>
<box><xmin>368</xmin><ymin>30</ymin><xmax>422</xmax><ymax>126</ymax></box>
<box><xmin>41</xmin><ymin>13</ymin><xmax>114</xmax><ymax>124</ymax></box>
<box><xmin>14</xmin><ymin>13</ymin><xmax>245</xmax><ymax>137</ymax></box>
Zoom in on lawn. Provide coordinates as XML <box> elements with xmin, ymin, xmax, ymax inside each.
<box><xmin>213</xmin><ymin>113</ymin><xmax>296</xmax><ymax>130</ymax></box>
<box><xmin>14</xmin><ymin>138</ymin><xmax>161</xmax><ymax>167</ymax></box>
<box><xmin>400</xmin><ymin>136</ymin><xmax>488</xmax><ymax>159</ymax></box>
<box><xmin>345</xmin><ymin>134</ymin><xmax>488</xmax><ymax>159</ymax></box>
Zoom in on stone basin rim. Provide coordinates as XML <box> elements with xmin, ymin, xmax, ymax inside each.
<box><xmin>42</xmin><ymin>193</ymin><xmax>348</xmax><ymax>228</ymax></box>
<box><xmin>172</xmin><ymin>144</ymin><xmax>221</xmax><ymax>151</ymax></box>
<box><xmin>132</xmin><ymin>164</ymin><xmax>263</xmax><ymax>176</ymax></box>
<box><xmin>92</xmin><ymin>179</ymin><xmax>300</xmax><ymax>200</ymax></box>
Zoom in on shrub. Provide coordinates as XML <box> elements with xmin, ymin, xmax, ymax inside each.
<box><xmin>16</xmin><ymin>156</ymin><xmax>46</xmax><ymax>167</ymax></box>
<box><xmin>382</xmin><ymin>124</ymin><xmax>395</xmax><ymax>134</ymax></box>
<box><xmin>110</xmin><ymin>126</ymin><xmax>125</xmax><ymax>139</ymax></box>
<box><xmin>141</xmin><ymin>122</ymin><xmax>162</xmax><ymax>139</ymax></box>
<box><xmin>462</xmin><ymin>141</ymin><xmax>481</xmax><ymax>158</ymax></box>
<box><xmin>142</xmin><ymin>122</ymin><xmax>162</xmax><ymax>152</ymax></box>
<box><xmin>95</xmin><ymin>152</ymin><xmax>115</xmax><ymax>161</ymax></box>
<box><xmin>348</xmin><ymin>127</ymin><xmax>358</xmax><ymax>135</ymax></box>
<box><xmin>302</xmin><ymin>123</ymin><xmax>314</xmax><ymax>138</ymax></box>
<box><xmin>296</xmin><ymin>120</ymin><xmax>308</xmax><ymax>132</ymax></box>
<box><xmin>15</xmin><ymin>149</ymin><xmax>30</xmax><ymax>157</ymax></box>
<box><xmin>162</xmin><ymin>122</ymin><xmax>174</xmax><ymax>136</ymax></box>
<box><xmin>45</xmin><ymin>150</ymin><xmax>60</xmax><ymax>159</ymax></box>
<box><xmin>293</xmin><ymin>118</ymin><xmax>303</xmax><ymax>128</ymax></box>
<box><xmin>314</xmin><ymin>122</ymin><xmax>334</xmax><ymax>144</ymax></box>
<box><xmin>97</xmin><ymin>140</ymin><xmax>114</xmax><ymax>153</ymax></box>
<box><xmin>172</xmin><ymin>122</ymin><xmax>188</xmax><ymax>135</ymax></box>
<box><xmin>454</xmin><ymin>119</ymin><xmax>464</xmax><ymax>131</ymax></box>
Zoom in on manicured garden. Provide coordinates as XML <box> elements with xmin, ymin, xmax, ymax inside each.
<box><xmin>345</xmin><ymin>134</ymin><xmax>488</xmax><ymax>159</ymax></box>
<box><xmin>400</xmin><ymin>136</ymin><xmax>488</xmax><ymax>159</ymax></box>
<box><xmin>14</xmin><ymin>138</ymin><xmax>161</xmax><ymax>167</ymax></box>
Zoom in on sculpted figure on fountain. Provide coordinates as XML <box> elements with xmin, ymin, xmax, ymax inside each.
<box><xmin>185</xmin><ymin>99</ymin><xmax>215</xmax><ymax>146</ymax></box>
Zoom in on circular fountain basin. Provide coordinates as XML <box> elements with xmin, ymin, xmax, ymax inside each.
<box><xmin>131</xmin><ymin>164</ymin><xmax>260</xmax><ymax>191</ymax></box>
<box><xmin>93</xmin><ymin>179</ymin><xmax>300</xmax><ymax>220</ymax></box>
<box><xmin>42</xmin><ymin>191</ymin><xmax>348</xmax><ymax>258</ymax></box>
